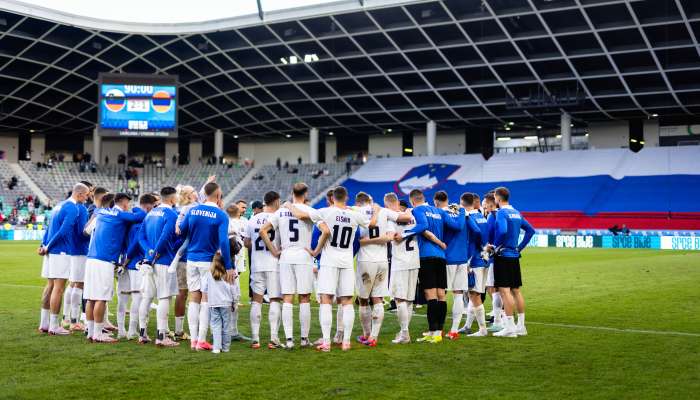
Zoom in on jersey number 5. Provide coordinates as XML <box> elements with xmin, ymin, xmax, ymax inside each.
<box><xmin>330</xmin><ymin>225</ymin><xmax>353</xmax><ymax>249</ymax></box>
<box><xmin>288</xmin><ymin>219</ymin><xmax>299</xmax><ymax>242</ymax></box>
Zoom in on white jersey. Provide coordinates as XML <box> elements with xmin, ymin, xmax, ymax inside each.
<box><xmin>309</xmin><ymin>206</ymin><xmax>370</xmax><ymax>269</ymax></box>
<box><xmin>387</xmin><ymin>218</ymin><xmax>420</xmax><ymax>271</ymax></box>
<box><xmin>228</xmin><ymin>216</ymin><xmax>247</xmax><ymax>271</ymax></box>
<box><xmin>356</xmin><ymin>206</ymin><xmax>399</xmax><ymax>263</ymax></box>
<box><xmin>270</xmin><ymin>204</ymin><xmax>315</xmax><ymax>265</ymax></box>
<box><xmin>244</xmin><ymin>212</ymin><xmax>279</xmax><ymax>272</ymax></box>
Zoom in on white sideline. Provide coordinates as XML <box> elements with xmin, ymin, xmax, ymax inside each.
<box><xmin>3</xmin><ymin>283</ymin><xmax>698</xmax><ymax>337</ymax></box>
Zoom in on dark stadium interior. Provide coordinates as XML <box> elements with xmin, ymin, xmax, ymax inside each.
<box><xmin>2</xmin><ymin>0</ymin><xmax>700</xmax><ymax>140</ymax></box>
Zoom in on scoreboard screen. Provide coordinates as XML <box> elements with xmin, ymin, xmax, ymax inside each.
<box><xmin>98</xmin><ymin>74</ymin><xmax>178</xmax><ymax>138</ymax></box>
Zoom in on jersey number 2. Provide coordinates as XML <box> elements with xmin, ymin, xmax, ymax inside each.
<box><xmin>254</xmin><ymin>228</ymin><xmax>275</xmax><ymax>251</ymax></box>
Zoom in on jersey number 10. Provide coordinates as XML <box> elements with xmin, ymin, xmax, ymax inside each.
<box><xmin>330</xmin><ymin>225</ymin><xmax>353</xmax><ymax>249</ymax></box>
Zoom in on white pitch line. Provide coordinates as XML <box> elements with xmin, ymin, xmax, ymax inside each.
<box><xmin>525</xmin><ymin>321</ymin><xmax>700</xmax><ymax>337</ymax></box>
<box><xmin>2</xmin><ymin>284</ymin><xmax>698</xmax><ymax>337</ymax></box>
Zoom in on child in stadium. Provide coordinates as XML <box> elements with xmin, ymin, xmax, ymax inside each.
<box><xmin>202</xmin><ymin>254</ymin><xmax>235</xmax><ymax>354</ymax></box>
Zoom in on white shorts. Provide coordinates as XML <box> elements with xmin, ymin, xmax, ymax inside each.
<box><xmin>47</xmin><ymin>253</ymin><xmax>71</xmax><ymax>280</ymax></box>
<box><xmin>279</xmin><ymin>263</ymin><xmax>314</xmax><ymax>295</ymax></box>
<box><xmin>117</xmin><ymin>269</ymin><xmax>143</xmax><ymax>293</ymax></box>
<box><xmin>446</xmin><ymin>264</ymin><xmax>469</xmax><ymax>291</ymax></box>
<box><xmin>186</xmin><ymin>261</ymin><xmax>211</xmax><ymax>292</ymax></box>
<box><xmin>356</xmin><ymin>261</ymin><xmax>389</xmax><ymax>299</ymax></box>
<box><xmin>318</xmin><ymin>266</ymin><xmax>354</xmax><ymax>297</ymax></box>
<box><xmin>390</xmin><ymin>268</ymin><xmax>419</xmax><ymax>302</ymax></box>
<box><xmin>486</xmin><ymin>262</ymin><xmax>495</xmax><ymax>287</ymax></box>
<box><xmin>84</xmin><ymin>258</ymin><xmax>115</xmax><ymax>301</ymax></box>
<box><xmin>143</xmin><ymin>264</ymin><xmax>178</xmax><ymax>299</ymax></box>
<box><xmin>70</xmin><ymin>255</ymin><xmax>87</xmax><ymax>282</ymax></box>
<box><xmin>41</xmin><ymin>255</ymin><xmax>49</xmax><ymax>278</ymax></box>
<box><xmin>251</xmin><ymin>271</ymin><xmax>281</xmax><ymax>299</ymax></box>
<box><xmin>470</xmin><ymin>267</ymin><xmax>488</xmax><ymax>294</ymax></box>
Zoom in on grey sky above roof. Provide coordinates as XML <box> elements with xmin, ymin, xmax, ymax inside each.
<box><xmin>1</xmin><ymin>0</ymin><xmax>700</xmax><ymax>139</ymax></box>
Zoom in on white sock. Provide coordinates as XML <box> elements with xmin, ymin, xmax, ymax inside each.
<box><xmin>94</xmin><ymin>322</ymin><xmax>104</xmax><ymax>338</ymax></box>
<box><xmin>231</xmin><ymin>307</ymin><xmax>239</xmax><ymax>336</ymax></box>
<box><xmin>62</xmin><ymin>288</ymin><xmax>71</xmax><ymax>320</ymax></box>
<box><xmin>370</xmin><ymin>303</ymin><xmax>384</xmax><ymax>339</ymax></box>
<box><xmin>81</xmin><ymin>312</ymin><xmax>86</xmax><ymax>323</ymax></box>
<box><xmin>157</xmin><ymin>298</ymin><xmax>170</xmax><ymax>337</ymax></box>
<box><xmin>269</xmin><ymin>301</ymin><xmax>281</xmax><ymax>341</ymax></box>
<box><xmin>342</xmin><ymin>304</ymin><xmax>354</xmax><ymax>343</ymax></box>
<box><xmin>104</xmin><ymin>303</ymin><xmax>112</xmax><ymax>325</ymax></box>
<box><xmin>475</xmin><ymin>304</ymin><xmax>486</xmax><ymax>331</ymax></box>
<box><xmin>507</xmin><ymin>315</ymin><xmax>516</xmax><ymax>331</ymax></box>
<box><xmin>359</xmin><ymin>305</ymin><xmax>371</xmax><ymax>337</ymax></box>
<box><xmin>335</xmin><ymin>304</ymin><xmax>344</xmax><ymax>336</ymax></box>
<box><xmin>117</xmin><ymin>293</ymin><xmax>129</xmax><ymax>334</ymax></box>
<box><xmin>175</xmin><ymin>316</ymin><xmax>185</xmax><ymax>334</ymax></box>
<box><xmin>319</xmin><ymin>304</ymin><xmax>332</xmax><ymax>343</ymax></box>
<box><xmin>49</xmin><ymin>313</ymin><xmax>59</xmax><ymax>331</ymax></box>
<box><xmin>70</xmin><ymin>287</ymin><xmax>82</xmax><ymax>322</ymax></box>
<box><xmin>139</xmin><ymin>296</ymin><xmax>153</xmax><ymax>333</ymax></box>
<box><xmin>517</xmin><ymin>313</ymin><xmax>525</xmax><ymax>329</ymax></box>
<box><xmin>282</xmin><ymin>302</ymin><xmax>294</xmax><ymax>340</ymax></box>
<box><xmin>450</xmin><ymin>295</ymin><xmax>464</xmax><ymax>332</ymax></box>
<box><xmin>128</xmin><ymin>293</ymin><xmax>141</xmax><ymax>335</ymax></box>
<box><xmin>198</xmin><ymin>302</ymin><xmax>209</xmax><ymax>342</ymax></box>
<box><xmin>187</xmin><ymin>302</ymin><xmax>201</xmax><ymax>343</ymax></box>
<box><xmin>465</xmin><ymin>300</ymin><xmax>475</xmax><ymax>330</ymax></box>
<box><xmin>86</xmin><ymin>319</ymin><xmax>94</xmax><ymax>339</ymax></box>
<box><xmin>250</xmin><ymin>301</ymin><xmax>262</xmax><ymax>341</ymax></box>
<box><xmin>299</xmin><ymin>302</ymin><xmax>311</xmax><ymax>339</ymax></box>
<box><xmin>397</xmin><ymin>302</ymin><xmax>409</xmax><ymax>332</ymax></box>
<box><xmin>40</xmin><ymin>308</ymin><xmax>49</xmax><ymax>330</ymax></box>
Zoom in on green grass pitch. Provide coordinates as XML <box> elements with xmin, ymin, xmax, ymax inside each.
<box><xmin>0</xmin><ymin>242</ymin><xmax>698</xmax><ymax>399</ymax></box>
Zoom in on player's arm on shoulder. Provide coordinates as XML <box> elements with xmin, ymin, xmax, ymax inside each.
<box><xmin>285</xmin><ymin>203</ymin><xmax>314</xmax><ymax>222</ymax></box>
<box><xmin>404</xmin><ymin>206</ymin><xmax>427</xmax><ymax>236</ymax></box>
<box><xmin>259</xmin><ymin>221</ymin><xmax>280</xmax><ymax>258</ymax></box>
<box><xmin>440</xmin><ymin>207</ymin><xmax>465</xmax><ymax>230</ymax></box>
<box><xmin>177</xmin><ymin>209</ymin><xmax>190</xmax><ymax>236</ymax></box>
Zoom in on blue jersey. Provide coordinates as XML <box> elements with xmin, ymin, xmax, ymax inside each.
<box><xmin>486</xmin><ymin>212</ymin><xmax>496</xmax><ymax>244</ymax></box>
<box><xmin>179</xmin><ymin>202</ymin><xmax>232</xmax><ymax>270</ymax></box>
<box><xmin>41</xmin><ymin>201</ymin><xmax>62</xmax><ymax>247</ymax></box>
<box><xmin>467</xmin><ymin>210</ymin><xmax>489</xmax><ymax>268</ymax></box>
<box><xmin>87</xmin><ymin>206</ymin><xmax>146</xmax><ymax>263</ymax></box>
<box><xmin>45</xmin><ymin>199</ymin><xmax>78</xmax><ymax>255</ymax></box>
<box><xmin>494</xmin><ymin>205</ymin><xmax>535</xmax><ymax>258</ymax></box>
<box><xmin>405</xmin><ymin>203</ymin><xmax>464</xmax><ymax>260</ymax></box>
<box><xmin>141</xmin><ymin>204</ymin><xmax>178</xmax><ymax>265</ymax></box>
<box><xmin>70</xmin><ymin>203</ymin><xmax>90</xmax><ymax>256</ymax></box>
<box><xmin>443</xmin><ymin>210</ymin><xmax>468</xmax><ymax>265</ymax></box>
<box><xmin>124</xmin><ymin>207</ymin><xmax>145</xmax><ymax>270</ymax></box>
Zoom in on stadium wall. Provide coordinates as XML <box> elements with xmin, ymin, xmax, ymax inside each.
<box><xmin>165</xmin><ymin>139</ymin><xmax>178</xmax><ymax>163</ymax></box>
<box><xmin>369</xmin><ymin>134</ymin><xmax>402</xmax><ymax>158</ymax></box>
<box><xmin>101</xmin><ymin>138</ymin><xmax>128</xmax><ymax>164</ymax></box>
<box><xmin>238</xmin><ymin>139</ymin><xmax>309</xmax><ymax>165</ymax></box>
<box><xmin>0</xmin><ymin>133</ymin><xmax>19</xmax><ymax>162</ymax></box>
<box><xmin>413</xmin><ymin>131</ymin><xmax>465</xmax><ymax>156</ymax></box>
<box><xmin>325</xmin><ymin>137</ymin><xmax>337</xmax><ymax>162</ymax></box>
<box><xmin>30</xmin><ymin>134</ymin><xmax>45</xmax><ymax>163</ymax></box>
<box><xmin>189</xmin><ymin>139</ymin><xmax>202</xmax><ymax>163</ymax></box>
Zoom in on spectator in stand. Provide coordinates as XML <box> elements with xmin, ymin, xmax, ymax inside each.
<box><xmin>297</xmin><ymin>156</ymin><xmax>302</xmax><ymax>165</ymax></box>
<box><xmin>276</xmin><ymin>157</ymin><xmax>281</xmax><ymax>171</ymax></box>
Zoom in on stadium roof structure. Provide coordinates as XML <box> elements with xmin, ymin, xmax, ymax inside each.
<box><xmin>1</xmin><ymin>0</ymin><xmax>700</xmax><ymax>139</ymax></box>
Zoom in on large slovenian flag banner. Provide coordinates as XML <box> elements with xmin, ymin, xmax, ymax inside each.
<box><xmin>332</xmin><ymin>147</ymin><xmax>700</xmax><ymax>230</ymax></box>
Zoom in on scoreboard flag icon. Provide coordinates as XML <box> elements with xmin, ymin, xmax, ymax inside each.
<box><xmin>152</xmin><ymin>90</ymin><xmax>173</xmax><ymax>113</ymax></box>
<box><xmin>104</xmin><ymin>88</ymin><xmax>126</xmax><ymax>112</ymax></box>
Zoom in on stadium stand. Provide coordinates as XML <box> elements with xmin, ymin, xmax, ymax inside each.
<box><xmin>0</xmin><ymin>160</ymin><xmax>35</xmax><ymax>205</ymax></box>
<box><xmin>18</xmin><ymin>161</ymin><xmax>122</xmax><ymax>203</ymax></box>
<box><xmin>335</xmin><ymin>147</ymin><xmax>700</xmax><ymax>231</ymax></box>
<box><xmin>141</xmin><ymin>164</ymin><xmax>250</xmax><ymax>196</ymax></box>
<box><xmin>235</xmin><ymin>163</ymin><xmax>346</xmax><ymax>203</ymax></box>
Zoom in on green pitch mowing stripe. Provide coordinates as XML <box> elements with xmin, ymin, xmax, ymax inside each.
<box><xmin>0</xmin><ymin>242</ymin><xmax>698</xmax><ymax>399</ymax></box>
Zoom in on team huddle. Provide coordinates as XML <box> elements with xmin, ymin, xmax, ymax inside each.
<box><xmin>36</xmin><ymin>176</ymin><xmax>535</xmax><ymax>353</ymax></box>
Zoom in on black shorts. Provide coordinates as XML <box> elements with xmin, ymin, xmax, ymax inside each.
<box><xmin>493</xmin><ymin>255</ymin><xmax>522</xmax><ymax>288</ymax></box>
<box><xmin>418</xmin><ymin>257</ymin><xmax>447</xmax><ymax>290</ymax></box>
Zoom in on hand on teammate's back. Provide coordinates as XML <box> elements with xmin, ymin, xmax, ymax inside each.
<box><xmin>225</xmin><ymin>268</ymin><xmax>237</xmax><ymax>283</ymax></box>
